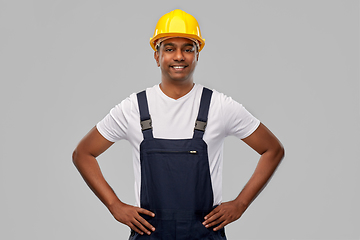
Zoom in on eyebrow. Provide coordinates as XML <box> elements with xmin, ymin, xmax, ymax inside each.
<box><xmin>163</xmin><ymin>42</ymin><xmax>195</xmax><ymax>48</ymax></box>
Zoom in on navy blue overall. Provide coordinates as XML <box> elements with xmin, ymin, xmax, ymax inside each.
<box><xmin>129</xmin><ymin>88</ymin><xmax>226</xmax><ymax>240</ymax></box>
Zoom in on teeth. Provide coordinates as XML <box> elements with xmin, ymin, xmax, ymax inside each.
<box><xmin>172</xmin><ymin>66</ymin><xmax>185</xmax><ymax>69</ymax></box>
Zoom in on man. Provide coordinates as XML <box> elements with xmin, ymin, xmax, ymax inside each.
<box><xmin>73</xmin><ymin>9</ymin><xmax>284</xmax><ymax>240</ymax></box>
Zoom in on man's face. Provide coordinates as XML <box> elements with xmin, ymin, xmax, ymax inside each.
<box><xmin>154</xmin><ymin>38</ymin><xmax>199</xmax><ymax>83</ymax></box>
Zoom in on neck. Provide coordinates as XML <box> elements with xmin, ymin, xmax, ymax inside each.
<box><xmin>159</xmin><ymin>79</ymin><xmax>194</xmax><ymax>100</ymax></box>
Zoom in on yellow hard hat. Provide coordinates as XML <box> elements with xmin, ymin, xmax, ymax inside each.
<box><xmin>150</xmin><ymin>9</ymin><xmax>205</xmax><ymax>52</ymax></box>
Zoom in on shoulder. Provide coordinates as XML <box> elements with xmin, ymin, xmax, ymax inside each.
<box><xmin>111</xmin><ymin>85</ymin><xmax>159</xmax><ymax>114</ymax></box>
<box><xmin>200</xmin><ymin>86</ymin><xmax>240</xmax><ymax>109</ymax></box>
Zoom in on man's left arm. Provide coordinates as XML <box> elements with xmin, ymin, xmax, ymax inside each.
<box><xmin>203</xmin><ymin>123</ymin><xmax>285</xmax><ymax>231</ymax></box>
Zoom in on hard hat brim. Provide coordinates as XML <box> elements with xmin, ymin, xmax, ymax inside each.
<box><xmin>150</xmin><ymin>33</ymin><xmax>205</xmax><ymax>52</ymax></box>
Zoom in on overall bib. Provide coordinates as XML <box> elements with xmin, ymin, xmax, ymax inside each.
<box><xmin>130</xmin><ymin>88</ymin><xmax>226</xmax><ymax>240</ymax></box>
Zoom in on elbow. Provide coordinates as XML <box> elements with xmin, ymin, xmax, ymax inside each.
<box><xmin>265</xmin><ymin>141</ymin><xmax>284</xmax><ymax>165</ymax></box>
<box><xmin>276</xmin><ymin>143</ymin><xmax>285</xmax><ymax>164</ymax></box>
<box><xmin>72</xmin><ymin>148</ymin><xmax>80</xmax><ymax>167</ymax></box>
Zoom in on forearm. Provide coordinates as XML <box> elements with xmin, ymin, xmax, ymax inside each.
<box><xmin>72</xmin><ymin>151</ymin><xmax>121</xmax><ymax>208</ymax></box>
<box><xmin>203</xmin><ymin>124</ymin><xmax>284</xmax><ymax>230</ymax></box>
<box><xmin>234</xmin><ymin>146</ymin><xmax>284</xmax><ymax>210</ymax></box>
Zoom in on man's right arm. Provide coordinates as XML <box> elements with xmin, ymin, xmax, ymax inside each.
<box><xmin>72</xmin><ymin>126</ymin><xmax>155</xmax><ymax>235</ymax></box>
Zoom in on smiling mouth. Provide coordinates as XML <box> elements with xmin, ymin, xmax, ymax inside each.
<box><xmin>171</xmin><ymin>65</ymin><xmax>187</xmax><ymax>69</ymax></box>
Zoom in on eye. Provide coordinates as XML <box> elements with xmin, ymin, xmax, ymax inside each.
<box><xmin>184</xmin><ymin>48</ymin><xmax>194</xmax><ymax>53</ymax></box>
<box><xmin>165</xmin><ymin>48</ymin><xmax>173</xmax><ymax>52</ymax></box>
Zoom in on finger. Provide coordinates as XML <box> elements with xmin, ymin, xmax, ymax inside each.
<box><xmin>204</xmin><ymin>208</ymin><xmax>219</xmax><ymax>220</ymax></box>
<box><xmin>204</xmin><ymin>215</ymin><xmax>225</xmax><ymax>228</ymax></box>
<box><xmin>203</xmin><ymin>211</ymin><xmax>222</xmax><ymax>225</ymax></box>
<box><xmin>137</xmin><ymin>207</ymin><xmax>155</xmax><ymax>217</ymax></box>
<box><xmin>204</xmin><ymin>211</ymin><xmax>214</xmax><ymax>220</ymax></box>
<box><xmin>213</xmin><ymin>220</ymin><xmax>228</xmax><ymax>231</ymax></box>
<box><xmin>132</xmin><ymin>218</ymin><xmax>152</xmax><ymax>236</ymax></box>
<box><xmin>128</xmin><ymin>222</ymin><xmax>144</xmax><ymax>235</ymax></box>
<box><xmin>136</xmin><ymin>215</ymin><xmax>156</xmax><ymax>232</ymax></box>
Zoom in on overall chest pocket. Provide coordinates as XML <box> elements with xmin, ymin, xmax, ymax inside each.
<box><xmin>140</xmin><ymin>139</ymin><xmax>213</xmax><ymax>210</ymax></box>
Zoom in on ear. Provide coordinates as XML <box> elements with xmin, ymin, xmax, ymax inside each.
<box><xmin>154</xmin><ymin>51</ymin><xmax>160</xmax><ymax>67</ymax></box>
<box><xmin>196</xmin><ymin>51</ymin><xmax>199</xmax><ymax>62</ymax></box>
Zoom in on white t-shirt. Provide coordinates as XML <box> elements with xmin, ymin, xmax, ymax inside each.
<box><xmin>96</xmin><ymin>84</ymin><xmax>260</xmax><ymax>207</ymax></box>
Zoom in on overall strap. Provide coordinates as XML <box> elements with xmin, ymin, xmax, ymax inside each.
<box><xmin>193</xmin><ymin>87</ymin><xmax>213</xmax><ymax>139</ymax></box>
<box><xmin>137</xmin><ymin>90</ymin><xmax>153</xmax><ymax>139</ymax></box>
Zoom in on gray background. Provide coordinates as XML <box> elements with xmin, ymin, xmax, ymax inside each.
<box><xmin>0</xmin><ymin>0</ymin><xmax>359</xmax><ymax>239</ymax></box>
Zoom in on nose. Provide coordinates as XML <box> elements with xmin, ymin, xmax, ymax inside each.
<box><xmin>173</xmin><ymin>49</ymin><xmax>184</xmax><ymax>61</ymax></box>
